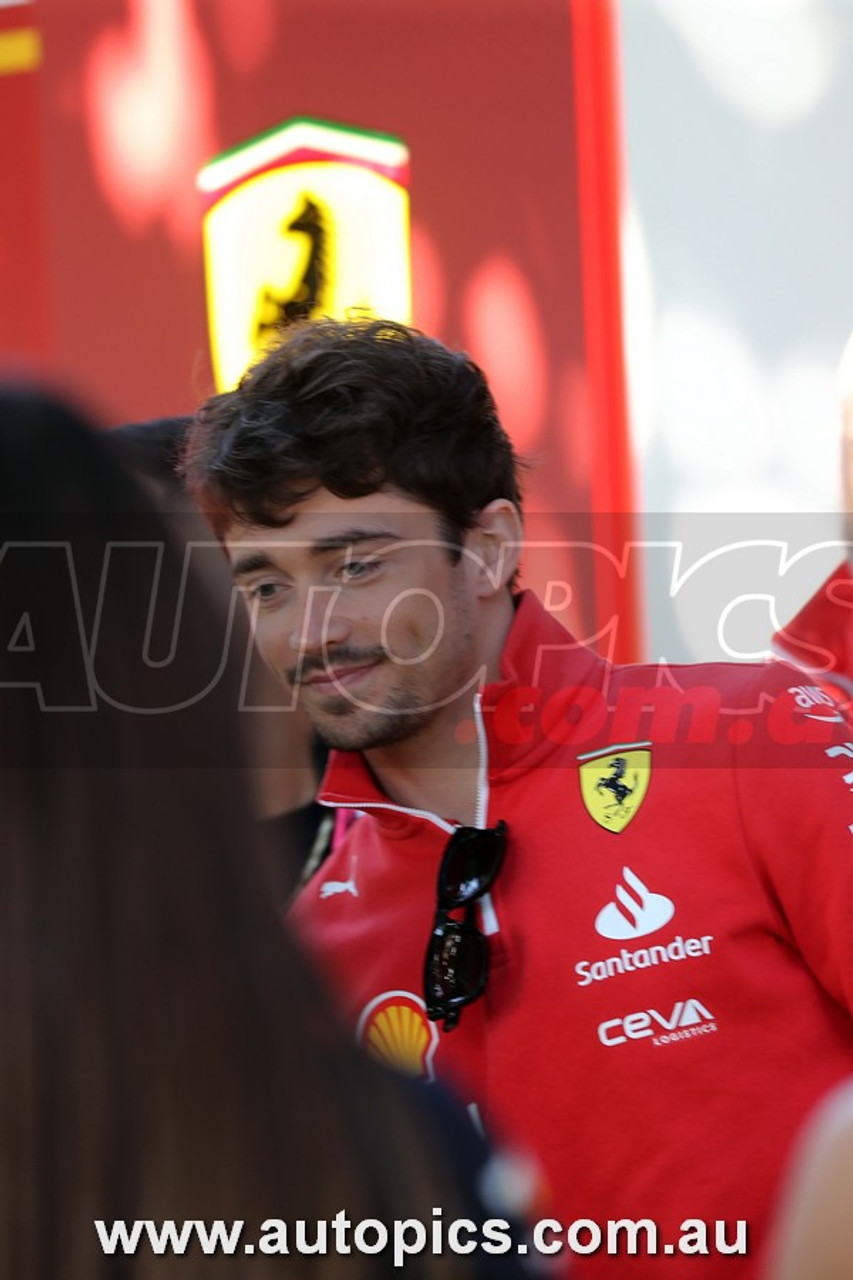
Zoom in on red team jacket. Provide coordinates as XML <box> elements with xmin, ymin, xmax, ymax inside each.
<box><xmin>291</xmin><ymin>591</ymin><xmax>853</xmax><ymax>1276</ymax></box>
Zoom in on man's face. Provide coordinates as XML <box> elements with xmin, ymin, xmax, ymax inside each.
<box><xmin>225</xmin><ymin>488</ymin><xmax>483</xmax><ymax>752</ymax></box>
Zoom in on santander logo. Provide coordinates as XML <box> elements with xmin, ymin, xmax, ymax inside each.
<box><xmin>595</xmin><ymin>867</ymin><xmax>675</xmax><ymax>941</ymax></box>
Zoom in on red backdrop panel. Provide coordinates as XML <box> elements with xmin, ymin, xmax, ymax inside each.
<box><xmin>24</xmin><ymin>0</ymin><xmax>640</xmax><ymax>656</ymax></box>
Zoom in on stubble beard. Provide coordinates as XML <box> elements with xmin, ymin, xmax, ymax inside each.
<box><xmin>308</xmin><ymin>682</ymin><xmax>439</xmax><ymax>752</ymax></box>
<box><xmin>297</xmin><ymin>595</ymin><xmax>477</xmax><ymax>753</ymax></box>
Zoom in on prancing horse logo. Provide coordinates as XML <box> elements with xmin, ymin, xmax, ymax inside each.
<box><xmin>596</xmin><ymin>757</ymin><xmax>636</xmax><ymax>809</ymax></box>
<box><xmin>578</xmin><ymin>743</ymin><xmax>652</xmax><ymax>834</ymax></box>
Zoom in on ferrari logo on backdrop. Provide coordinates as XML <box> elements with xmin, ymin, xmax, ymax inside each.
<box><xmin>356</xmin><ymin>991</ymin><xmax>439</xmax><ymax>1081</ymax></box>
<box><xmin>577</xmin><ymin>742</ymin><xmax>652</xmax><ymax>833</ymax></box>
<box><xmin>198</xmin><ymin>117</ymin><xmax>411</xmax><ymax>391</ymax></box>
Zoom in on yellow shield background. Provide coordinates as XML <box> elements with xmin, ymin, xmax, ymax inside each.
<box><xmin>577</xmin><ymin>743</ymin><xmax>651</xmax><ymax>833</ymax></box>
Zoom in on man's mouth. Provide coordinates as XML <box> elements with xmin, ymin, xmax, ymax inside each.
<box><xmin>300</xmin><ymin>660</ymin><xmax>381</xmax><ymax>695</ymax></box>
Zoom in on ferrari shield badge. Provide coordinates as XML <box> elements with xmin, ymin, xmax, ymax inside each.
<box><xmin>577</xmin><ymin>742</ymin><xmax>652</xmax><ymax>834</ymax></box>
<box><xmin>198</xmin><ymin>117</ymin><xmax>411</xmax><ymax>392</ymax></box>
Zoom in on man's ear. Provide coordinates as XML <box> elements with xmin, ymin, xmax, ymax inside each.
<box><xmin>464</xmin><ymin>499</ymin><xmax>523</xmax><ymax>595</ymax></box>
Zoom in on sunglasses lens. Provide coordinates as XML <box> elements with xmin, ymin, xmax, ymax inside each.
<box><xmin>439</xmin><ymin>821</ymin><xmax>506</xmax><ymax>907</ymax></box>
<box><xmin>425</xmin><ymin>919</ymin><xmax>488</xmax><ymax>1012</ymax></box>
<box><xmin>425</xmin><ymin>821</ymin><xmax>507</xmax><ymax>1029</ymax></box>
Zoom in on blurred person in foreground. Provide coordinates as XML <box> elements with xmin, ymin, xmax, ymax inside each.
<box><xmin>184</xmin><ymin>317</ymin><xmax>853</xmax><ymax>1278</ymax></box>
<box><xmin>0</xmin><ymin>386</ymin><xmax>534</xmax><ymax>1279</ymax></box>
<box><xmin>109</xmin><ymin>413</ymin><xmax>334</xmax><ymax>894</ymax></box>
<box><xmin>764</xmin><ymin>1079</ymin><xmax>853</xmax><ymax>1280</ymax></box>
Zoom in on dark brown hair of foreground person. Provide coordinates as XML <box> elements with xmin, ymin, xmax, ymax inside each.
<box><xmin>181</xmin><ymin>317</ymin><xmax>524</xmax><ymax>548</ymax></box>
<box><xmin>0</xmin><ymin>388</ymin><xmax>470</xmax><ymax>1278</ymax></box>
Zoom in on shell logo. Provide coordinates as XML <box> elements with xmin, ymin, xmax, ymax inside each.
<box><xmin>356</xmin><ymin>991</ymin><xmax>439</xmax><ymax>1081</ymax></box>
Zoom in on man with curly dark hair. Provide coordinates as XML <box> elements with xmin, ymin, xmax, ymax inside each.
<box><xmin>185</xmin><ymin>318</ymin><xmax>853</xmax><ymax>1279</ymax></box>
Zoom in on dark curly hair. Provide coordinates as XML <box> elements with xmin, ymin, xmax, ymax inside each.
<box><xmin>183</xmin><ymin>318</ymin><xmax>523</xmax><ymax>555</ymax></box>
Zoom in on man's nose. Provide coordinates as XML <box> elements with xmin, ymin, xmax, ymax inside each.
<box><xmin>288</xmin><ymin>586</ymin><xmax>349</xmax><ymax>656</ymax></box>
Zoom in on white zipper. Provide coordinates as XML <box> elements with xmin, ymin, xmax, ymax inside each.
<box><xmin>472</xmin><ymin>690</ymin><xmax>490</xmax><ymax>827</ymax></box>
<box><xmin>472</xmin><ymin>691</ymin><xmax>500</xmax><ymax>937</ymax></box>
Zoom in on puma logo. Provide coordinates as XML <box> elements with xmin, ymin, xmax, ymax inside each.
<box><xmin>320</xmin><ymin>854</ymin><xmax>359</xmax><ymax>899</ymax></box>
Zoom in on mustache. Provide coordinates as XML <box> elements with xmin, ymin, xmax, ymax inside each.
<box><xmin>286</xmin><ymin>646</ymin><xmax>386</xmax><ymax>687</ymax></box>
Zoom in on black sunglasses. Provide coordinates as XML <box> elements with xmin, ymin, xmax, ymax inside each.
<box><xmin>423</xmin><ymin>820</ymin><xmax>508</xmax><ymax>1032</ymax></box>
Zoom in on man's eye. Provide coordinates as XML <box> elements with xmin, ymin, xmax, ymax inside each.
<box><xmin>248</xmin><ymin>581</ymin><xmax>283</xmax><ymax>604</ymax></box>
<box><xmin>341</xmin><ymin>558</ymin><xmax>380</xmax><ymax>582</ymax></box>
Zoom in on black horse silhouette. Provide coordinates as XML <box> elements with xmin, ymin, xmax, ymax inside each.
<box><xmin>253</xmin><ymin>194</ymin><xmax>327</xmax><ymax>344</ymax></box>
<box><xmin>595</xmin><ymin>757</ymin><xmax>636</xmax><ymax>809</ymax></box>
